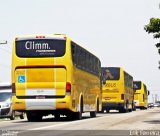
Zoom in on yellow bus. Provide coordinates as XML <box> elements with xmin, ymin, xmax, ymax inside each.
<box><xmin>12</xmin><ymin>34</ymin><xmax>102</xmax><ymax>121</ymax></box>
<box><xmin>101</xmin><ymin>67</ymin><xmax>134</xmax><ymax>113</ymax></box>
<box><xmin>133</xmin><ymin>81</ymin><xmax>149</xmax><ymax>110</ymax></box>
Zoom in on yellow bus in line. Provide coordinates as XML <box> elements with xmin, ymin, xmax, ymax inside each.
<box><xmin>101</xmin><ymin>67</ymin><xmax>134</xmax><ymax>113</ymax></box>
<box><xmin>133</xmin><ymin>81</ymin><xmax>149</xmax><ymax>110</ymax></box>
<box><xmin>12</xmin><ymin>34</ymin><xmax>102</xmax><ymax>121</ymax></box>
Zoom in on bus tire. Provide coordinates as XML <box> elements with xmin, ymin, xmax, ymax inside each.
<box><xmin>97</xmin><ymin>99</ymin><xmax>99</xmax><ymax>113</ymax></box>
<box><xmin>106</xmin><ymin>109</ymin><xmax>110</xmax><ymax>113</ymax></box>
<box><xmin>90</xmin><ymin>98</ymin><xmax>98</xmax><ymax>117</ymax></box>
<box><xmin>119</xmin><ymin>109</ymin><xmax>125</xmax><ymax>113</ymax></box>
<box><xmin>90</xmin><ymin>111</ymin><xmax>96</xmax><ymax>117</ymax></box>
<box><xmin>73</xmin><ymin>97</ymin><xmax>83</xmax><ymax>120</ymax></box>
<box><xmin>124</xmin><ymin>101</ymin><xmax>129</xmax><ymax>113</ymax></box>
<box><xmin>128</xmin><ymin>109</ymin><xmax>132</xmax><ymax>112</ymax></box>
<box><xmin>99</xmin><ymin>107</ymin><xmax>104</xmax><ymax>113</ymax></box>
<box><xmin>74</xmin><ymin>111</ymin><xmax>82</xmax><ymax>120</ymax></box>
<box><xmin>20</xmin><ymin>112</ymin><xmax>25</xmax><ymax>119</ymax></box>
<box><xmin>27</xmin><ymin>112</ymin><xmax>42</xmax><ymax>122</ymax></box>
<box><xmin>27</xmin><ymin>112</ymin><xmax>35</xmax><ymax>122</ymax></box>
<box><xmin>54</xmin><ymin>113</ymin><xmax>60</xmax><ymax>120</ymax></box>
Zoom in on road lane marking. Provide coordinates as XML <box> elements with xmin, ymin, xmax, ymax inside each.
<box><xmin>29</xmin><ymin>114</ymin><xmax>113</xmax><ymax>130</ymax></box>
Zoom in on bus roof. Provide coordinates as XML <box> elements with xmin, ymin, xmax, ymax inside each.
<box><xmin>15</xmin><ymin>34</ymin><xmax>67</xmax><ymax>41</ymax></box>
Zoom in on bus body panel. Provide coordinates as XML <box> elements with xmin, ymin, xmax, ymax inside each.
<box><xmin>102</xmin><ymin>67</ymin><xmax>133</xmax><ymax>111</ymax></box>
<box><xmin>12</xmin><ymin>34</ymin><xmax>102</xmax><ymax>118</ymax></box>
<box><xmin>134</xmin><ymin>81</ymin><xmax>148</xmax><ymax>109</ymax></box>
<box><xmin>73</xmin><ymin>66</ymin><xmax>101</xmax><ymax>111</ymax></box>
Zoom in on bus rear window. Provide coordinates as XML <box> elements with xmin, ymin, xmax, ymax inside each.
<box><xmin>16</xmin><ymin>39</ymin><xmax>66</xmax><ymax>57</ymax></box>
<box><xmin>133</xmin><ymin>81</ymin><xmax>141</xmax><ymax>90</ymax></box>
<box><xmin>102</xmin><ymin>67</ymin><xmax>120</xmax><ymax>80</ymax></box>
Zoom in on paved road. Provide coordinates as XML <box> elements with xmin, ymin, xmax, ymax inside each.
<box><xmin>0</xmin><ymin>108</ymin><xmax>160</xmax><ymax>136</ymax></box>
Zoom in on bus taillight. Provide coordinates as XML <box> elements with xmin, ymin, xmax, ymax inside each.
<box><xmin>12</xmin><ymin>83</ymin><xmax>16</xmax><ymax>95</ymax></box>
<box><xmin>66</xmin><ymin>82</ymin><xmax>71</xmax><ymax>95</ymax></box>
<box><xmin>121</xmin><ymin>94</ymin><xmax>124</xmax><ymax>100</ymax></box>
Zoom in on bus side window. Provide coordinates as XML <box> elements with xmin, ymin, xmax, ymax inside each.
<box><xmin>76</xmin><ymin>46</ymin><xmax>81</xmax><ymax>68</ymax></box>
<box><xmin>71</xmin><ymin>42</ymin><xmax>76</xmax><ymax>65</ymax></box>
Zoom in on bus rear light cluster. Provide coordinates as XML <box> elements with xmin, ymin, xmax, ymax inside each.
<box><xmin>121</xmin><ymin>94</ymin><xmax>124</xmax><ymax>100</ymax></box>
<box><xmin>66</xmin><ymin>82</ymin><xmax>71</xmax><ymax>95</ymax></box>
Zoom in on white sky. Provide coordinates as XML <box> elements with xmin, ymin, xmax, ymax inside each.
<box><xmin>0</xmin><ymin>0</ymin><xmax>160</xmax><ymax>102</ymax></box>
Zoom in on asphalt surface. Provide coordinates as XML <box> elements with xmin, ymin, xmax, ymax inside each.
<box><xmin>0</xmin><ymin>108</ymin><xmax>160</xmax><ymax>136</ymax></box>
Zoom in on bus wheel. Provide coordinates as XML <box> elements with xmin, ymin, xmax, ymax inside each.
<box><xmin>27</xmin><ymin>112</ymin><xmax>42</xmax><ymax>122</ymax></box>
<box><xmin>20</xmin><ymin>112</ymin><xmax>25</xmax><ymax>119</ymax></box>
<box><xmin>106</xmin><ymin>109</ymin><xmax>110</xmax><ymax>113</ymax></box>
<box><xmin>100</xmin><ymin>109</ymin><xmax>104</xmax><ymax>113</ymax></box>
<box><xmin>54</xmin><ymin>113</ymin><xmax>60</xmax><ymax>120</ymax></box>
<box><xmin>97</xmin><ymin>99</ymin><xmax>99</xmax><ymax>113</ymax></box>
<box><xmin>90</xmin><ymin>111</ymin><xmax>96</xmax><ymax>118</ymax></box>
<box><xmin>74</xmin><ymin>111</ymin><xmax>82</xmax><ymax>120</ymax></box>
<box><xmin>27</xmin><ymin>112</ymin><xmax>36</xmax><ymax>122</ymax></box>
<box><xmin>73</xmin><ymin>97</ymin><xmax>83</xmax><ymax>120</ymax></box>
<box><xmin>119</xmin><ymin>109</ymin><xmax>124</xmax><ymax>113</ymax></box>
<box><xmin>123</xmin><ymin>102</ymin><xmax>129</xmax><ymax>113</ymax></box>
<box><xmin>90</xmin><ymin>99</ymin><xmax>98</xmax><ymax>117</ymax></box>
<box><xmin>99</xmin><ymin>107</ymin><xmax>104</xmax><ymax>113</ymax></box>
<box><xmin>128</xmin><ymin>109</ymin><xmax>132</xmax><ymax>112</ymax></box>
<box><xmin>10</xmin><ymin>111</ymin><xmax>15</xmax><ymax>120</ymax></box>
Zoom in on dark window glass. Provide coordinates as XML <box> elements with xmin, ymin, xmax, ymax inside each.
<box><xmin>0</xmin><ymin>92</ymin><xmax>11</xmax><ymax>102</ymax></box>
<box><xmin>133</xmin><ymin>81</ymin><xmax>141</xmax><ymax>90</ymax></box>
<box><xmin>71</xmin><ymin>43</ymin><xmax>76</xmax><ymax>63</ymax></box>
<box><xmin>71</xmin><ymin>42</ymin><xmax>101</xmax><ymax>77</ymax></box>
<box><xmin>16</xmin><ymin>39</ymin><xmax>66</xmax><ymax>57</ymax></box>
<box><xmin>124</xmin><ymin>72</ymin><xmax>133</xmax><ymax>88</ymax></box>
<box><xmin>101</xmin><ymin>67</ymin><xmax>120</xmax><ymax>80</ymax></box>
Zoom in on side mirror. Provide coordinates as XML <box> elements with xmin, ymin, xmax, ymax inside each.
<box><xmin>102</xmin><ymin>80</ymin><xmax>106</xmax><ymax>85</ymax></box>
<box><xmin>148</xmin><ymin>90</ymin><xmax>150</xmax><ymax>96</ymax></box>
<box><xmin>102</xmin><ymin>77</ymin><xmax>106</xmax><ymax>85</ymax></box>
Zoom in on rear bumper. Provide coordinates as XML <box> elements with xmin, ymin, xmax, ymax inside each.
<box><xmin>102</xmin><ymin>102</ymin><xmax>125</xmax><ymax>110</ymax></box>
<box><xmin>12</xmin><ymin>95</ymin><xmax>72</xmax><ymax>111</ymax></box>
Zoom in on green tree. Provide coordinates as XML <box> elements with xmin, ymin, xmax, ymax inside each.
<box><xmin>144</xmin><ymin>18</ymin><xmax>160</xmax><ymax>47</ymax></box>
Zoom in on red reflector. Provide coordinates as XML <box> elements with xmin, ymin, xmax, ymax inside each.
<box><xmin>66</xmin><ymin>82</ymin><xmax>71</xmax><ymax>92</ymax></box>
<box><xmin>12</xmin><ymin>83</ymin><xmax>16</xmax><ymax>93</ymax></box>
<box><xmin>36</xmin><ymin>36</ymin><xmax>45</xmax><ymax>38</ymax></box>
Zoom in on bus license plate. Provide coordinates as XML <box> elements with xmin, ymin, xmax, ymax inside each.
<box><xmin>36</xmin><ymin>96</ymin><xmax>45</xmax><ymax>99</ymax></box>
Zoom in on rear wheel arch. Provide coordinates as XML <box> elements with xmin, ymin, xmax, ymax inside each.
<box><xmin>77</xmin><ymin>93</ymin><xmax>83</xmax><ymax>112</ymax></box>
<box><xmin>96</xmin><ymin>96</ymin><xmax>100</xmax><ymax>112</ymax></box>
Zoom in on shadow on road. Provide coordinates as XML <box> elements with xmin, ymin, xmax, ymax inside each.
<box><xmin>98</xmin><ymin>110</ymin><xmax>131</xmax><ymax>114</ymax></box>
<box><xmin>12</xmin><ymin>115</ymin><xmax>101</xmax><ymax>123</ymax></box>
<box><xmin>143</xmin><ymin>120</ymin><xmax>160</xmax><ymax>124</ymax></box>
<box><xmin>147</xmin><ymin>111</ymin><xmax>160</xmax><ymax>114</ymax></box>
